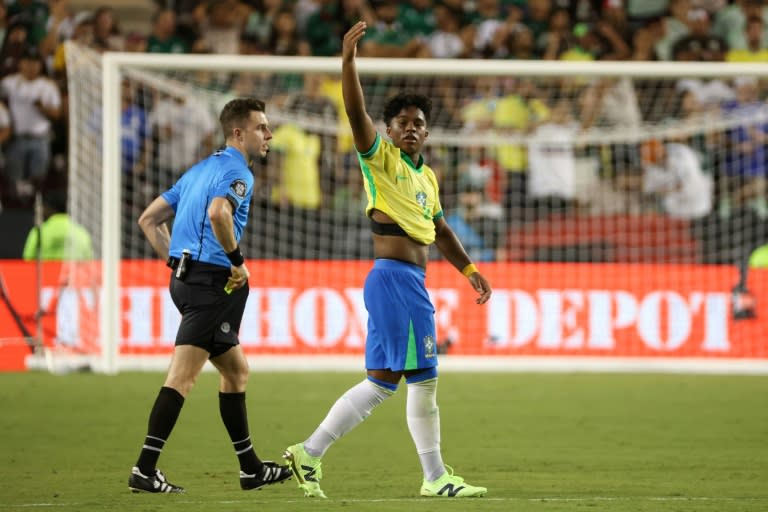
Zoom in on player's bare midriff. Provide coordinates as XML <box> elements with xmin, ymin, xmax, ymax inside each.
<box><xmin>370</xmin><ymin>209</ymin><xmax>429</xmax><ymax>268</ymax></box>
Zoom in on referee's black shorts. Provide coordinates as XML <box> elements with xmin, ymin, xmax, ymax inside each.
<box><xmin>168</xmin><ymin>261</ymin><xmax>248</xmax><ymax>358</ymax></box>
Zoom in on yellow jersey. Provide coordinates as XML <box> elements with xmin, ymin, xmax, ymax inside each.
<box><xmin>270</xmin><ymin>123</ymin><xmax>322</xmax><ymax>209</ymax></box>
<box><xmin>358</xmin><ymin>134</ymin><xmax>443</xmax><ymax>245</ymax></box>
<box><xmin>726</xmin><ymin>49</ymin><xmax>768</xmax><ymax>62</ymax></box>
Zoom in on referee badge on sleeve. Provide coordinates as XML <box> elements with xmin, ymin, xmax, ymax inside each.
<box><xmin>230</xmin><ymin>179</ymin><xmax>247</xmax><ymax>199</ymax></box>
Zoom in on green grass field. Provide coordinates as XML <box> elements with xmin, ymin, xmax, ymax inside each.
<box><xmin>0</xmin><ymin>371</ymin><xmax>766</xmax><ymax>512</ymax></box>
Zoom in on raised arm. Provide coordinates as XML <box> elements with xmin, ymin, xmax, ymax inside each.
<box><xmin>342</xmin><ymin>21</ymin><xmax>378</xmax><ymax>154</ymax></box>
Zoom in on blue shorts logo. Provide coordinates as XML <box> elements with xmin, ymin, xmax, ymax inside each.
<box><xmin>423</xmin><ymin>335</ymin><xmax>436</xmax><ymax>358</ymax></box>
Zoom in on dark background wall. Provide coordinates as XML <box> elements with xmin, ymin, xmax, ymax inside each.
<box><xmin>0</xmin><ymin>210</ymin><xmax>34</xmax><ymax>259</ymax></box>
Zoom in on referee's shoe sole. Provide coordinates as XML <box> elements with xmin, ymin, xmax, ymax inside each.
<box><xmin>128</xmin><ymin>466</ymin><xmax>185</xmax><ymax>493</ymax></box>
<box><xmin>240</xmin><ymin>461</ymin><xmax>292</xmax><ymax>490</ymax></box>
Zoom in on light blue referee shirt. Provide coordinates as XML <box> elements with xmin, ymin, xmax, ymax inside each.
<box><xmin>162</xmin><ymin>146</ymin><xmax>253</xmax><ymax>268</ymax></box>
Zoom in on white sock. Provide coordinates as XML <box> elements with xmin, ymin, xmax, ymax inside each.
<box><xmin>407</xmin><ymin>378</ymin><xmax>446</xmax><ymax>481</ymax></box>
<box><xmin>304</xmin><ymin>379</ymin><xmax>393</xmax><ymax>457</ymax></box>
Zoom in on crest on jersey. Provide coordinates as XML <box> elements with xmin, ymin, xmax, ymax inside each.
<box><xmin>230</xmin><ymin>179</ymin><xmax>247</xmax><ymax>199</ymax></box>
<box><xmin>220</xmin><ymin>322</ymin><xmax>231</xmax><ymax>334</ymax></box>
<box><xmin>415</xmin><ymin>191</ymin><xmax>427</xmax><ymax>207</ymax></box>
<box><xmin>423</xmin><ymin>335</ymin><xmax>436</xmax><ymax>358</ymax></box>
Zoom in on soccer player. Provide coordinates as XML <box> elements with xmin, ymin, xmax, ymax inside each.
<box><xmin>128</xmin><ymin>98</ymin><xmax>291</xmax><ymax>493</ymax></box>
<box><xmin>283</xmin><ymin>21</ymin><xmax>492</xmax><ymax>499</ymax></box>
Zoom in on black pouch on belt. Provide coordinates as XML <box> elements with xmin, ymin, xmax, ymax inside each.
<box><xmin>175</xmin><ymin>249</ymin><xmax>191</xmax><ymax>281</ymax></box>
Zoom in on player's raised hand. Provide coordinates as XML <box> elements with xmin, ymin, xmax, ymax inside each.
<box><xmin>468</xmin><ymin>272</ymin><xmax>492</xmax><ymax>305</ymax></box>
<box><xmin>342</xmin><ymin>21</ymin><xmax>367</xmax><ymax>62</ymax></box>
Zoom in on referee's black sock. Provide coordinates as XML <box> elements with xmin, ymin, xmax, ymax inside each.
<box><xmin>219</xmin><ymin>392</ymin><xmax>263</xmax><ymax>475</ymax></box>
<box><xmin>136</xmin><ymin>386</ymin><xmax>185</xmax><ymax>476</ymax></box>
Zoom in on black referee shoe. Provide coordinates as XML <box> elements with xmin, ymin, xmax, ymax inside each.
<box><xmin>128</xmin><ymin>466</ymin><xmax>185</xmax><ymax>493</ymax></box>
<box><xmin>240</xmin><ymin>461</ymin><xmax>292</xmax><ymax>490</ymax></box>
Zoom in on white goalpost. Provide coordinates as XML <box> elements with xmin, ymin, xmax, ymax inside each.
<box><xmin>60</xmin><ymin>42</ymin><xmax>768</xmax><ymax>374</ymax></box>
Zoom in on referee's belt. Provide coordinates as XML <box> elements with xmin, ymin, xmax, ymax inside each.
<box><xmin>166</xmin><ymin>256</ymin><xmax>227</xmax><ymax>271</ymax></box>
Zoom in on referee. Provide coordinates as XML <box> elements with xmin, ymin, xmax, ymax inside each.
<box><xmin>128</xmin><ymin>98</ymin><xmax>290</xmax><ymax>493</ymax></box>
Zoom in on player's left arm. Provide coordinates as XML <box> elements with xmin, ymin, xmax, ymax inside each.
<box><xmin>209</xmin><ymin>195</ymin><xmax>250</xmax><ymax>292</ymax></box>
<box><xmin>434</xmin><ymin>217</ymin><xmax>492</xmax><ymax>304</ymax></box>
<box><xmin>138</xmin><ymin>196</ymin><xmax>174</xmax><ymax>261</ymax></box>
<box><xmin>208</xmin><ymin>196</ymin><xmax>238</xmax><ymax>253</ymax></box>
<box><xmin>210</xmin><ymin>170</ymin><xmax>253</xmax><ymax>291</ymax></box>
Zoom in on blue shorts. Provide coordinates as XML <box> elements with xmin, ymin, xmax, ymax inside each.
<box><xmin>364</xmin><ymin>259</ymin><xmax>438</xmax><ymax>372</ymax></box>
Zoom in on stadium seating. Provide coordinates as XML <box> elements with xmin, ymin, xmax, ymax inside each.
<box><xmin>505</xmin><ymin>214</ymin><xmax>701</xmax><ymax>263</ymax></box>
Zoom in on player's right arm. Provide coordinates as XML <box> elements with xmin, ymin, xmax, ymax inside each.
<box><xmin>138</xmin><ymin>196</ymin><xmax>174</xmax><ymax>261</ymax></box>
<box><xmin>342</xmin><ymin>21</ymin><xmax>377</xmax><ymax>155</ymax></box>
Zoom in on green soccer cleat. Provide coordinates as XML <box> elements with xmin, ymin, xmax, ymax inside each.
<box><xmin>283</xmin><ymin>443</ymin><xmax>327</xmax><ymax>498</ymax></box>
<box><xmin>420</xmin><ymin>466</ymin><xmax>487</xmax><ymax>498</ymax></box>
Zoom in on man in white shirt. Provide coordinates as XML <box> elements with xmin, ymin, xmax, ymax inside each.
<box><xmin>0</xmin><ymin>47</ymin><xmax>61</xmax><ymax>202</ymax></box>
<box><xmin>150</xmin><ymin>94</ymin><xmax>216</xmax><ymax>175</ymax></box>
<box><xmin>527</xmin><ymin>100</ymin><xmax>580</xmax><ymax>206</ymax></box>
<box><xmin>643</xmin><ymin>141</ymin><xmax>713</xmax><ymax>219</ymax></box>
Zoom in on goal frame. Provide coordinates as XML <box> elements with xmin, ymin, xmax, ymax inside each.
<box><xmin>97</xmin><ymin>53</ymin><xmax>768</xmax><ymax>374</ymax></box>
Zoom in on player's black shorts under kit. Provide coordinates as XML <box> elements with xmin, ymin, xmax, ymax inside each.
<box><xmin>168</xmin><ymin>258</ymin><xmax>248</xmax><ymax>358</ymax></box>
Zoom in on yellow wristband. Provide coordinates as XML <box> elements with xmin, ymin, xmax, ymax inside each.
<box><xmin>461</xmin><ymin>263</ymin><xmax>478</xmax><ymax>277</ymax></box>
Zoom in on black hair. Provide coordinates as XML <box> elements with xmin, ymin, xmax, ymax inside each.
<box><xmin>44</xmin><ymin>190</ymin><xmax>67</xmax><ymax>214</ymax></box>
<box><xmin>219</xmin><ymin>97</ymin><xmax>266</xmax><ymax>139</ymax></box>
<box><xmin>382</xmin><ymin>92</ymin><xmax>432</xmax><ymax>126</ymax></box>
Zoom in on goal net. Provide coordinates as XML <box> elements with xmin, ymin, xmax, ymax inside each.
<box><xmin>61</xmin><ymin>43</ymin><xmax>768</xmax><ymax>373</ymax></box>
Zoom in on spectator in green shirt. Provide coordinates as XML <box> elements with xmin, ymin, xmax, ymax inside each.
<box><xmin>305</xmin><ymin>0</ymin><xmax>375</xmax><ymax>57</ymax></box>
<box><xmin>305</xmin><ymin>0</ymin><xmax>343</xmax><ymax>56</ymax></box>
<box><xmin>399</xmin><ymin>0</ymin><xmax>437</xmax><ymax>37</ymax></box>
<box><xmin>360</xmin><ymin>0</ymin><xmax>430</xmax><ymax>57</ymax></box>
<box><xmin>22</xmin><ymin>191</ymin><xmax>93</xmax><ymax>261</ymax></box>
<box><xmin>147</xmin><ymin>8</ymin><xmax>189</xmax><ymax>54</ymax></box>
<box><xmin>6</xmin><ymin>0</ymin><xmax>48</xmax><ymax>45</ymax></box>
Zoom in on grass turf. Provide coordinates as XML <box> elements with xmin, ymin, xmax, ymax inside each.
<box><xmin>0</xmin><ymin>371</ymin><xmax>766</xmax><ymax>511</ymax></box>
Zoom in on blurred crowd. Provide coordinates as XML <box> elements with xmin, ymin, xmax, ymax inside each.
<box><xmin>0</xmin><ymin>0</ymin><xmax>767</xmax><ymax>267</ymax></box>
